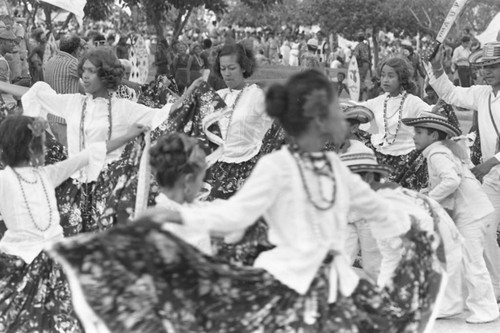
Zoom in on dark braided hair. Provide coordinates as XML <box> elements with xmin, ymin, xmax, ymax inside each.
<box><xmin>149</xmin><ymin>132</ymin><xmax>207</xmax><ymax>188</ymax></box>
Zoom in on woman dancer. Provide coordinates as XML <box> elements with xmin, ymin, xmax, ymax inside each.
<box><xmin>49</xmin><ymin>70</ymin><xmax>445</xmax><ymax>333</ymax></box>
<box><xmin>363</xmin><ymin>56</ymin><xmax>430</xmax><ymax>190</ymax></box>
<box><xmin>0</xmin><ymin>47</ymin><xmax>188</xmax><ymax>235</ymax></box>
<box><xmin>0</xmin><ymin>115</ymin><xmax>146</xmax><ymax>332</ymax></box>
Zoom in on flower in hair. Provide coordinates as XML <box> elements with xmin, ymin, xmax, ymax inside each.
<box><xmin>27</xmin><ymin>118</ymin><xmax>49</xmax><ymax>137</ymax></box>
<box><xmin>303</xmin><ymin>89</ymin><xmax>329</xmax><ymax>118</ymax></box>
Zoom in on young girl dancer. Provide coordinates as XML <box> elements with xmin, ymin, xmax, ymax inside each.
<box><xmin>363</xmin><ymin>56</ymin><xmax>430</xmax><ymax>189</ymax></box>
<box><xmin>0</xmin><ymin>115</ymin><xmax>146</xmax><ymax>332</ymax></box>
<box><xmin>49</xmin><ymin>70</ymin><xmax>445</xmax><ymax>333</ymax></box>
<box><xmin>150</xmin><ymin>132</ymin><xmax>212</xmax><ymax>254</ymax></box>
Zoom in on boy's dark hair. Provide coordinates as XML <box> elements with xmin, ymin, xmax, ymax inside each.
<box><xmin>425</xmin><ymin>84</ymin><xmax>435</xmax><ymax>93</ymax></box>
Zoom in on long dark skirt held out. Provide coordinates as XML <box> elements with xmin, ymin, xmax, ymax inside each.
<box><xmin>47</xmin><ymin>221</ymin><xmax>445</xmax><ymax>333</ymax></box>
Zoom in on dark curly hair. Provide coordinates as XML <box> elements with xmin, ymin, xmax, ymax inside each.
<box><xmin>213</xmin><ymin>43</ymin><xmax>257</xmax><ymax>79</ymax></box>
<box><xmin>149</xmin><ymin>132</ymin><xmax>206</xmax><ymax>188</ymax></box>
<box><xmin>0</xmin><ymin>116</ymin><xmax>45</xmax><ymax>167</ymax></box>
<box><xmin>266</xmin><ymin>70</ymin><xmax>336</xmax><ymax>137</ymax></box>
<box><xmin>78</xmin><ymin>47</ymin><xmax>124</xmax><ymax>91</ymax></box>
<box><xmin>379</xmin><ymin>56</ymin><xmax>417</xmax><ymax>95</ymax></box>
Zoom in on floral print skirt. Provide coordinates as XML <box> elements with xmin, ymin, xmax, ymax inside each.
<box><xmin>47</xmin><ymin>221</ymin><xmax>445</xmax><ymax>333</ymax></box>
<box><xmin>53</xmin><ymin>137</ymin><xmax>147</xmax><ymax>236</ymax></box>
<box><xmin>372</xmin><ymin>149</ymin><xmax>428</xmax><ymax>191</ymax></box>
<box><xmin>0</xmin><ymin>251</ymin><xmax>82</xmax><ymax>333</ymax></box>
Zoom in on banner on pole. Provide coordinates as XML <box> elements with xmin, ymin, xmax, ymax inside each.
<box><xmin>347</xmin><ymin>56</ymin><xmax>360</xmax><ymax>102</ymax></box>
<box><xmin>40</xmin><ymin>0</ymin><xmax>86</xmax><ymax>25</ymax></box>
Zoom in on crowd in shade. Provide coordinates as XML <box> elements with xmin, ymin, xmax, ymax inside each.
<box><xmin>0</xmin><ymin>4</ymin><xmax>500</xmax><ymax>333</ymax></box>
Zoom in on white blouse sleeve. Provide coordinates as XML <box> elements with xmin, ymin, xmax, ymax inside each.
<box><xmin>43</xmin><ymin>143</ymin><xmax>107</xmax><ymax>187</ymax></box>
<box><xmin>123</xmin><ymin>99</ymin><xmax>173</xmax><ymax>130</ymax></box>
<box><xmin>336</xmin><ymin>158</ymin><xmax>410</xmax><ymax>239</ymax></box>
<box><xmin>180</xmin><ymin>156</ymin><xmax>282</xmax><ymax>234</ymax></box>
<box><xmin>361</xmin><ymin>97</ymin><xmax>380</xmax><ymax>134</ymax></box>
<box><xmin>21</xmin><ymin>81</ymin><xmax>82</xmax><ymax>119</ymax></box>
<box><xmin>252</xmin><ymin>86</ymin><xmax>273</xmax><ymax>126</ymax></box>
<box><xmin>408</xmin><ymin>95</ymin><xmax>431</xmax><ymax>118</ymax></box>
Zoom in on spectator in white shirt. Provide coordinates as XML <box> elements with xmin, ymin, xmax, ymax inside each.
<box><xmin>452</xmin><ymin>36</ymin><xmax>472</xmax><ymax>87</ymax></box>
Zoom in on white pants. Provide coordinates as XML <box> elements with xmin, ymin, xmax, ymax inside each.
<box><xmin>482</xmin><ymin>174</ymin><xmax>500</xmax><ymax>298</ymax></box>
<box><xmin>345</xmin><ymin>220</ymin><xmax>381</xmax><ymax>281</ymax></box>
<box><xmin>442</xmin><ymin>216</ymin><xmax>499</xmax><ymax>321</ymax></box>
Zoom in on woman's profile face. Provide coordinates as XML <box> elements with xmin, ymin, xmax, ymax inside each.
<box><xmin>81</xmin><ymin>60</ymin><xmax>106</xmax><ymax>96</ymax></box>
<box><xmin>219</xmin><ymin>54</ymin><xmax>245</xmax><ymax>90</ymax></box>
<box><xmin>322</xmin><ymin>99</ymin><xmax>347</xmax><ymax>146</ymax></box>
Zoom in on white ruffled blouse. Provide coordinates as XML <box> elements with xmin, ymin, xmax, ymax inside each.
<box><xmin>216</xmin><ymin>84</ymin><xmax>273</xmax><ymax>163</ymax></box>
<box><xmin>0</xmin><ymin>143</ymin><xmax>106</xmax><ymax>264</ymax></box>
<box><xmin>155</xmin><ymin>193</ymin><xmax>212</xmax><ymax>255</ymax></box>
<box><xmin>180</xmin><ymin>147</ymin><xmax>409</xmax><ymax>303</ymax></box>
<box><xmin>22</xmin><ymin>82</ymin><xmax>172</xmax><ymax>182</ymax></box>
<box><xmin>362</xmin><ymin>93</ymin><xmax>429</xmax><ymax>156</ymax></box>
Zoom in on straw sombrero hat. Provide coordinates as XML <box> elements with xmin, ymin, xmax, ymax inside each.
<box><xmin>402</xmin><ymin>111</ymin><xmax>461</xmax><ymax>137</ymax></box>
<box><xmin>469</xmin><ymin>40</ymin><xmax>500</xmax><ymax>67</ymax></box>
<box><xmin>340</xmin><ymin>145</ymin><xmax>393</xmax><ymax>177</ymax></box>
<box><xmin>340</xmin><ymin>101</ymin><xmax>374</xmax><ymax>124</ymax></box>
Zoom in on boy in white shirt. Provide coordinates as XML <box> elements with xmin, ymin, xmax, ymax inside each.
<box><xmin>403</xmin><ymin>111</ymin><xmax>499</xmax><ymax>324</ymax></box>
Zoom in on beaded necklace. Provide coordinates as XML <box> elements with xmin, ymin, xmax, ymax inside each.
<box><xmin>79</xmin><ymin>94</ymin><xmax>113</xmax><ymax>151</ymax></box>
<box><xmin>222</xmin><ymin>84</ymin><xmax>248</xmax><ymax>140</ymax></box>
<box><xmin>288</xmin><ymin>146</ymin><xmax>337</xmax><ymax>211</ymax></box>
<box><xmin>381</xmin><ymin>91</ymin><xmax>408</xmax><ymax>145</ymax></box>
<box><xmin>11</xmin><ymin>167</ymin><xmax>53</xmax><ymax>232</ymax></box>
<box><xmin>288</xmin><ymin>146</ymin><xmax>337</xmax><ymax>239</ymax></box>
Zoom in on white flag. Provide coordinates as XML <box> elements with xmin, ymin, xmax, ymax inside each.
<box><xmin>40</xmin><ymin>0</ymin><xmax>87</xmax><ymax>25</ymax></box>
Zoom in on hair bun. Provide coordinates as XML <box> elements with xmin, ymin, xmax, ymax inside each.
<box><xmin>266</xmin><ymin>84</ymin><xmax>289</xmax><ymax>119</ymax></box>
<box><xmin>149</xmin><ymin>134</ymin><xmax>187</xmax><ymax>173</ymax></box>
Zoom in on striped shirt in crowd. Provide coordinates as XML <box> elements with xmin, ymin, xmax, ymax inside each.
<box><xmin>44</xmin><ymin>50</ymin><xmax>81</xmax><ymax>123</ymax></box>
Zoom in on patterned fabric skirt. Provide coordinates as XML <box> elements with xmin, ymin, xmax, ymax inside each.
<box><xmin>47</xmin><ymin>221</ymin><xmax>445</xmax><ymax>333</ymax></box>
<box><xmin>371</xmin><ymin>149</ymin><xmax>428</xmax><ymax>191</ymax></box>
<box><xmin>48</xmin><ymin>136</ymin><xmax>147</xmax><ymax>236</ymax></box>
<box><xmin>0</xmin><ymin>251</ymin><xmax>82</xmax><ymax>333</ymax></box>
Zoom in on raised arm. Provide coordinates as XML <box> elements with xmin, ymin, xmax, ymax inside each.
<box><xmin>429</xmin><ymin>47</ymin><xmax>480</xmax><ymax>110</ymax></box>
<box><xmin>21</xmin><ymin>82</ymin><xmax>82</xmax><ymax>119</ymax></box>
<box><xmin>0</xmin><ymin>80</ymin><xmax>29</xmax><ymax>98</ymax></box>
<box><xmin>156</xmin><ymin>156</ymin><xmax>281</xmax><ymax>235</ymax></box>
<box><xmin>44</xmin><ymin>125</ymin><xmax>149</xmax><ymax>187</ymax></box>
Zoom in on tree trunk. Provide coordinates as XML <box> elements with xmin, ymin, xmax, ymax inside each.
<box><xmin>30</xmin><ymin>2</ymin><xmax>39</xmax><ymax>28</ymax></box>
<box><xmin>61</xmin><ymin>13</ymin><xmax>74</xmax><ymax>31</ymax></box>
<box><xmin>372</xmin><ymin>27</ymin><xmax>379</xmax><ymax>73</ymax></box>
<box><xmin>43</xmin><ymin>5</ymin><xmax>53</xmax><ymax>32</ymax></box>
<box><xmin>173</xmin><ymin>7</ymin><xmax>194</xmax><ymax>42</ymax></box>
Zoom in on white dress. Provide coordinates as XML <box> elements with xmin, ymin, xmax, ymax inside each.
<box><xmin>22</xmin><ymin>82</ymin><xmax>173</xmax><ymax>182</ymax></box>
<box><xmin>180</xmin><ymin>146</ymin><xmax>410</xmax><ymax>302</ymax></box>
